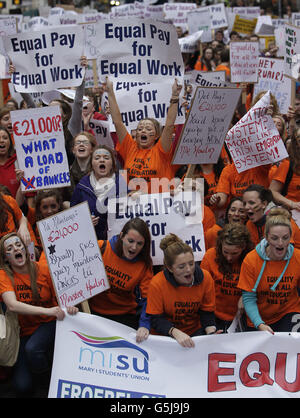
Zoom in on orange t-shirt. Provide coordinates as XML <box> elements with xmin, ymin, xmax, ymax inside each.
<box><xmin>270</xmin><ymin>159</ymin><xmax>300</xmax><ymax>202</ymax></box>
<box><xmin>89</xmin><ymin>240</ymin><xmax>152</xmax><ymax>316</ymax></box>
<box><xmin>204</xmin><ymin>224</ymin><xmax>222</xmax><ymax>250</ymax></box>
<box><xmin>216</xmin><ymin>163</ymin><xmax>270</xmax><ymax>199</ymax></box>
<box><xmin>215</xmin><ymin>64</ymin><xmax>230</xmax><ymax>78</ymax></box>
<box><xmin>146</xmin><ymin>269</ymin><xmax>215</xmax><ymax>335</ymax></box>
<box><xmin>0</xmin><ymin>263</ymin><xmax>57</xmax><ymax>336</ymax></box>
<box><xmin>238</xmin><ymin>248</ymin><xmax>300</xmax><ymax>326</ymax></box>
<box><xmin>201</xmin><ymin>247</ymin><xmax>242</xmax><ymax>321</ymax></box>
<box><xmin>194</xmin><ymin>60</ymin><xmax>208</xmax><ymax>71</ymax></box>
<box><xmin>116</xmin><ymin>132</ymin><xmax>177</xmax><ymax>191</ymax></box>
<box><xmin>246</xmin><ymin>218</ymin><xmax>300</xmax><ymax>249</ymax></box>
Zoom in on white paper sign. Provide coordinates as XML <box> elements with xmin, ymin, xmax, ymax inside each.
<box><xmin>4</xmin><ymin>25</ymin><xmax>85</xmax><ymax>92</ymax></box>
<box><xmin>172</xmin><ymin>86</ymin><xmax>241</xmax><ymax>165</ymax></box>
<box><xmin>230</xmin><ymin>41</ymin><xmax>259</xmax><ymax>83</ymax></box>
<box><xmin>253</xmin><ymin>57</ymin><xmax>291</xmax><ymax>115</ymax></box>
<box><xmin>187</xmin><ymin>8</ymin><xmax>212</xmax><ymax>43</ymax></box>
<box><xmin>284</xmin><ymin>23</ymin><xmax>300</xmax><ymax>80</ymax></box>
<box><xmin>37</xmin><ymin>202</ymin><xmax>110</xmax><ymax>308</ymax></box>
<box><xmin>49</xmin><ymin>312</ymin><xmax>300</xmax><ymax>398</ymax></box>
<box><xmin>109</xmin><ymin>81</ymin><xmax>185</xmax><ymax>132</ymax></box>
<box><xmin>88</xmin><ymin>19</ymin><xmax>184</xmax><ymax>84</ymax></box>
<box><xmin>11</xmin><ymin>106</ymin><xmax>71</xmax><ymax>192</ymax></box>
<box><xmin>107</xmin><ymin>192</ymin><xmax>205</xmax><ymax>265</ymax></box>
<box><xmin>225</xmin><ymin>91</ymin><xmax>288</xmax><ymax>173</ymax></box>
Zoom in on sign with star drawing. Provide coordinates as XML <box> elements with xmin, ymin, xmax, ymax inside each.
<box><xmin>37</xmin><ymin>202</ymin><xmax>110</xmax><ymax>308</ymax></box>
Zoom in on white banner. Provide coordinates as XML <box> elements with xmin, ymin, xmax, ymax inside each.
<box><xmin>107</xmin><ymin>192</ymin><xmax>205</xmax><ymax>265</ymax></box>
<box><xmin>11</xmin><ymin>106</ymin><xmax>71</xmax><ymax>191</ymax></box>
<box><xmin>284</xmin><ymin>23</ymin><xmax>300</xmax><ymax>79</ymax></box>
<box><xmin>253</xmin><ymin>57</ymin><xmax>291</xmax><ymax>115</ymax></box>
<box><xmin>37</xmin><ymin>202</ymin><xmax>110</xmax><ymax>308</ymax></box>
<box><xmin>226</xmin><ymin>91</ymin><xmax>288</xmax><ymax>172</ymax></box>
<box><xmin>230</xmin><ymin>41</ymin><xmax>259</xmax><ymax>83</ymax></box>
<box><xmin>107</xmin><ymin>81</ymin><xmax>185</xmax><ymax>133</ymax></box>
<box><xmin>91</xmin><ymin>19</ymin><xmax>184</xmax><ymax>83</ymax></box>
<box><xmin>4</xmin><ymin>25</ymin><xmax>85</xmax><ymax>92</ymax></box>
<box><xmin>48</xmin><ymin>312</ymin><xmax>300</xmax><ymax>398</ymax></box>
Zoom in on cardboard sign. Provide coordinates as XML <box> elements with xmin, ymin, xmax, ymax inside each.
<box><xmin>4</xmin><ymin>25</ymin><xmax>85</xmax><ymax>92</ymax></box>
<box><xmin>225</xmin><ymin>91</ymin><xmax>288</xmax><ymax>173</ymax></box>
<box><xmin>232</xmin><ymin>15</ymin><xmax>257</xmax><ymax>35</ymax></box>
<box><xmin>230</xmin><ymin>41</ymin><xmax>259</xmax><ymax>83</ymax></box>
<box><xmin>284</xmin><ymin>23</ymin><xmax>300</xmax><ymax>80</ymax></box>
<box><xmin>88</xmin><ymin>19</ymin><xmax>184</xmax><ymax>84</ymax></box>
<box><xmin>187</xmin><ymin>7</ymin><xmax>212</xmax><ymax>43</ymax></box>
<box><xmin>253</xmin><ymin>57</ymin><xmax>292</xmax><ymax>114</ymax></box>
<box><xmin>37</xmin><ymin>202</ymin><xmax>110</xmax><ymax>308</ymax></box>
<box><xmin>11</xmin><ymin>106</ymin><xmax>71</xmax><ymax>191</ymax></box>
<box><xmin>107</xmin><ymin>192</ymin><xmax>205</xmax><ymax>265</ymax></box>
<box><xmin>172</xmin><ymin>86</ymin><xmax>241</xmax><ymax>165</ymax></box>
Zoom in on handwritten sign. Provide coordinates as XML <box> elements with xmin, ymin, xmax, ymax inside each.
<box><xmin>4</xmin><ymin>25</ymin><xmax>85</xmax><ymax>92</ymax></box>
<box><xmin>284</xmin><ymin>23</ymin><xmax>300</xmax><ymax>79</ymax></box>
<box><xmin>172</xmin><ymin>86</ymin><xmax>241</xmax><ymax>165</ymax></box>
<box><xmin>37</xmin><ymin>202</ymin><xmax>109</xmax><ymax>308</ymax></box>
<box><xmin>91</xmin><ymin>19</ymin><xmax>184</xmax><ymax>83</ymax></box>
<box><xmin>225</xmin><ymin>91</ymin><xmax>288</xmax><ymax>173</ymax></box>
<box><xmin>11</xmin><ymin>106</ymin><xmax>71</xmax><ymax>191</ymax></box>
<box><xmin>230</xmin><ymin>41</ymin><xmax>259</xmax><ymax>83</ymax></box>
<box><xmin>253</xmin><ymin>57</ymin><xmax>291</xmax><ymax>114</ymax></box>
<box><xmin>108</xmin><ymin>192</ymin><xmax>205</xmax><ymax>265</ymax></box>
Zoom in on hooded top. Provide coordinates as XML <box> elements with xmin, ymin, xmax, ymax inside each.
<box><xmin>238</xmin><ymin>238</ymin><xmax>300</xmax><ymax>328</ymax></box>
<box><xmin>146</xmin><ymin>265</ymin><xmax>216</xmax><ymax>335</ymax></box>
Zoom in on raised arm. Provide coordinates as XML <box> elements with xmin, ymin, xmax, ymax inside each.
<box><xmin>160</xmin><ymin>79</ymin><xmax>182</xmax><ymax>153</ymax></box>
<box><xmin>104</xmin><ymin>77</ymin><xmax>128</xmax><ymax>144</ymax></box>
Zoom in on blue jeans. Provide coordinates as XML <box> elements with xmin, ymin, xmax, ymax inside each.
<box><xmin>12</xmin><ymin>320</ymin><xmax>56</xmax><ymax>395</ymax></box>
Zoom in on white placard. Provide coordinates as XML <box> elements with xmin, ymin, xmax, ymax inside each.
<box><xmin>87</xmin><ymin>19</ymin><xmax>184</xmax><ymax>84</ymax></box>
<box><xmin>37</xmin><ymin>202</ymin><xmax>110</xmax><ymax>308</ymax></box>
<box><xmin>225</xmin><ymin>91</ymin><xmax>288</xmax><ymax>173</ymax></box>
<box><xmin>11</xmin><ymin>106</ymin><xmax>71</xmax><ymax>192</ymax></box>
<box><xmin>230</xmin><ymin>41</ymin><xmax>259</xmax><ymax>83</ymax></box>
<box><xmin>108</xmin><ymin>81</ymin><xmax>185</xmax><ymax>133</ymax></box>
<box><xmin>187</xmin><ymin>7</ymin><xmax>212</xmax><ymax>43</ymax></box>
<box><xmin>172</xmin><ymin>86</ymin><xmax>241</xmax><ymax>165</ymax></box>
<box><xmin>49</xmin><ymin>312</ymin><xmax>300</xmax><ymax>398</ymax></box>
<box><xmin>4</xmin><ymin>25</ymin><xmax>85</xmax><ymax>92</ymax></box>
<box><xmin>88</xmin><ymin>118</ymin><xmax>114</xmax><ymax>149</ymax></box>
<box><xmin>284</xmin><ymin>23</ymin><xmax>300</xmax><ymax>80</ymax></box>
<box><xmin>253</xmin><ymin>57</ymin><xmax>292</xmax><ymax>115</ymax></box>
<box><xmin>108</xmin><ymin>192</ymin><xmax>205</xmax><ymax>265</ymax></box>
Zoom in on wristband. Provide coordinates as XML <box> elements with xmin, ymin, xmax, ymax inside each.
<box><xmin>170</xmin><ymin>97</ymin><xmax>179</xmax><ymax>104</ymax></box>
<box><xmin>168</xmin><ymin>327</ymin><xmax>175</xmax><ymax>337</ymax></box>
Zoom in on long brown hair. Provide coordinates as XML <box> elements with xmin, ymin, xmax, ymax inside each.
<box><xmin>0</xmin><ymin>232</ymin><xmax>40</xmax><ymax>303</ymax></box>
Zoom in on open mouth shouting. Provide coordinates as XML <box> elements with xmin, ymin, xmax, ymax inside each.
<box><xmin>4</xmin><ymin>236</ymin><xmax>27</xmax><ymax>270</ymax></box>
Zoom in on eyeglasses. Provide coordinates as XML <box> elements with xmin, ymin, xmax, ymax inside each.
<box><xmin>74</xmin><ymin>140</ymin><xmax>90</xmax><ymax>146</ymax></box>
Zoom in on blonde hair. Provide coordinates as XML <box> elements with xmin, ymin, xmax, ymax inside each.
<box><xmin>160</xmin><ymin>233</ymin><xmax>192</xmax><ymax>268</ymax></box>
<box><xmin>265</xmin><ymin>207</ymin><xmax>292</xmax><ymax>236</ymax></box>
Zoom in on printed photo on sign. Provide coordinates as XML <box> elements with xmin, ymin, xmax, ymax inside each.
<box><xmin>11</xmin><ymin>106</ymin><xmax>71</xmax><ymax>192</ymax></box>
<box><xmin>37</xmin><ymin>202</ymin><xmax>109</xmax><ymax>308</ymax></box>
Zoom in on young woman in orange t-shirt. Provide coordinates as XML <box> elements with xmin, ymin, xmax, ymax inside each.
<box><xmin>146</xmin><ymin>234</ymin><xmax>218</xmax><ymax>348</ymax></box>
<box><xmin>0</xmin><ymin>232</ymin><xmax>77</xmax><ymax>395</ymax></box>
<box><xmin>238</xmin><ymin>208</ymin><xmax>300</xmax><ymax>333</ymax></box>
<box><xmin>201</xmin><ymin>223</ymin><xmax>253</xmax><ymax>332</ymax></box>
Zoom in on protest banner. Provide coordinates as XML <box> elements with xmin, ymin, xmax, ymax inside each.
<box><xmin>4</xmin><ymin>25</ymin><xmax>85</xmax><ymax>92</ymax></box>
<box><xmin>107</xmin><ymin>81</ymin><xmax>185</xmax><ymax>133</ymax></box>
<box><xmin>209</xmin><ymin>3</ymin><xmax>228</xmax><ymax>29</ymax></box>
<box><xmin>107</xmin><ymin>191</ymin><xmax>205</xmax><ymax>265</ymax></box>
<box><xmin>232</xmin><ymin>15</ymin><xmax>257</xmax><ymax>36</ymax></box>
<box><xmin>89</xmin><ymin>19</ymin><xmax>184</xmax><ymax>84</ymax></box>
<box><xmin>143</xmin><ymin>4</ymin><xmax>164</xmax><ymax>20</ymax></box>
<box><xmin>88</xmin><ymin>118</ymin><xmax>114</xmax><ymax>149</ymax></box>
<box><xmin>162</xmin><ymin>2</ymin><xmax>197</xmax><ymax>31</ymax></box>
<box><xmin>37</xmin><ymin>202</ymin><xmax>109</xmax><ymax>309</ymax></box>
<box><xmin>232</xmin><ymin>6</ymin><xmax>261</xmax><ymax>18</ymax></box>
<box><xmin>0</xmin><ymin>16</ymin><xmax>17</xmax><ymax>80</ymax></box>
<box><xmin>187</xmin><ymin>7</ymin><xmax>212</xmax><ymax>43</ymax></box>
<box><xmin>225</xmin><ymin>91</ymin><xmax>288</xmax><ymax>173</ymax></box>
<box><xmin>49</xmin><ymin>312</ymin><xmax>300</xmax><ymax>398</ymax></box>
<box><xmin>189</xmin><ymin>70</ymin><xmax>226</xmax><ymax>87</ymax></box>
<box><xmin>172</xmin><ymin>86</ymin><xmax>241</xmax><ymax>165</ymax></box>
<box><xmin>178</xmin><ymin>31</ymin><xmax>203</xmax><ymax>53</ymax></box>
<box><xmin>11</xmin><ymin>106</ymin><xmax>71</xmax><ymax>192</ymax></box>
<box><xmin>284</xmin><ymin>23</ymin><xmax>300</xmax><ymax>80</ymax></box>
<box><xmin>230</xmin><ymin>41</ymin><xmax>259</xmax><ymax>83</ymax></box>
<box><xmin>253</xmin><ymin>57</ymin><xmax>291</xmax><ymax>114</ymax></box>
